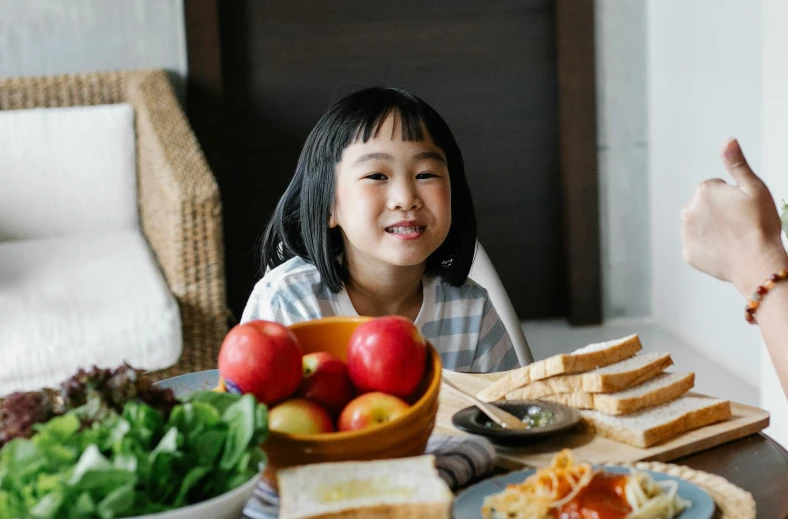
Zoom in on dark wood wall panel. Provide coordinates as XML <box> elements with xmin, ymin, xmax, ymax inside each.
<box><xmin>184</xmin><ymin>0</ymin><xmax>223</xmax><ymax>174</ymax></box>
<box><xmin>556</xmin><ymin>0</ymin><xmax>601</xmax><ymax>325</ymax></box>
<box><xmin>215</xmin><ymin>0</ymin><xmax>567</xmax><ymax>321</ymax></box>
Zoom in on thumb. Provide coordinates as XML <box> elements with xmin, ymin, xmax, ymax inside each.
<box><xmin>721</xmin><ymin>138</ymin><xmax>761</xmax><ymax>194</ymax></box>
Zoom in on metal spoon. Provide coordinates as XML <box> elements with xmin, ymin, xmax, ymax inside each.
<box><xmin>442</xmin><ymin>376</ymin><xmax>528</xmax><ymax>430</ymax></box>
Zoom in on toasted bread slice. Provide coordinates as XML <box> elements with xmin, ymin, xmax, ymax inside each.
<box><xmin>541</xmin><ymin>371</ymin><xmax>695</xmax><ymax>415</ymax></box>
<box><xmin>477</xmin><ymin>334</ymin><xmax>642</xmax><ymax>402</ymax></box>
<box><xmin>503</xmin><ymin>352</ymin><xmax>673</xmax><ymax>400</ymax></box>
<box><xmin>580</xmin><ymin>394</ymin><xmax>732</xmax><ymax>448</ymax></box>
<box><xmin>277</xmin><ymin>455</ymin><xmax>452</xmax><ymax>519</ymax></box>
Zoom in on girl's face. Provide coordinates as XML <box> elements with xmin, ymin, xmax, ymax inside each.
<box><xmin>331</xmin><ymin>114</ymin><xmax>452</xmax><ymax>272</ymax></box>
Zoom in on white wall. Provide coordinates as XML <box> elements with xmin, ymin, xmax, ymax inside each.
<box><xmin>0</xmin><ymin>0</ymin><xmax>187</xmax><ymax>98</ymax></box>
<box><xmin>596</xmin><ymin>0</ymin><xmax>650</xmax><ymax>319</ymax></box>
<box><xmin>647</xmin><ymin>0</ymin><xmax>763</xmax><ymax>388</ymax></box>
<box><xmin>759</xmin><ymin>0</ymin><xmax>788</xmax><ymax>447</ymax></box>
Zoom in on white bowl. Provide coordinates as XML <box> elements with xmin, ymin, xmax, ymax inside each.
<box><xmin>131</xmin><ymin>472</ymin><xmax>261</xmax><ymax>519</ymax></box>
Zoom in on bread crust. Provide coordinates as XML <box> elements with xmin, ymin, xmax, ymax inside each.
<box><xmin>277</xmin><ymin>455</ymin><xmax>452</xmax><ymax>519</ymax></box>
<box><xmin>541</xmin><ymin>372</ymin><xmax>695</xmax><ymax>415</ymax></box>
<box><xmin>580</xmin><ymin>397</ymin><xmax>732</xmax><ymax>448</ymax></box>
<box><xmin>502</xmin><ymin>353</ymin><xmax>672</xmax><ymax>400</ymax></box>
<box><xmin>282</xmin><ymin>502</ymin><xmax>451</xmax><ymax>519</ymax></box>
<box><xmin>477</xmin><ymin>334</ymin><xmax>642</xmax><ymax>402</ymax></box>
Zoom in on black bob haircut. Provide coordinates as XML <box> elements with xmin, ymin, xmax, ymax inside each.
<box><xmin>260</xmin><ymin>86</ymin><xmax>477</xmax><ymax>292</ymax></box>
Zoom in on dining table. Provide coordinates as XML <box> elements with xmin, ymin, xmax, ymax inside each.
<box><xmin>159</xmin><ymin>369</ymin><xmax>788</xmax><ymax>518</ymax></box>
<box><xmin>239</xmin><ymin>430</ymin><xmax>788</xmax><ymax>518</ymax></box>
<box><xmin>441</xmin><ymin>432</ymin><xmax>788</xmax><ymax>519</ymax></box>
<box><xmin>441</xmin><ymin>372</ymin><xmax>788</xmax><ymax>519</ymax></box>
<box><xmin>669</xmin><ymin>432</ymin><xmax>788</xmax><ymax>519</ymax></box>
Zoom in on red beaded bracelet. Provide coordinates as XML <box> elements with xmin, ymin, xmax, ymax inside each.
<box><xmin>745</xmin><ymin>269</ymin><xmax>788</xmax><ymax>324</ymax></box>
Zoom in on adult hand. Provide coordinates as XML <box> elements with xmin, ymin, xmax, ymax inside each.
<box><xmin>681</xmin><ymin>139</ymin><xmax>786</xmax><ymax>296</ymax></box>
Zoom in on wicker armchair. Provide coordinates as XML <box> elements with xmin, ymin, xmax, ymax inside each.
<box><xmin>0</xmin><ymin>69</ymin><xmax>228</xmax><ymax>381</ymax></box>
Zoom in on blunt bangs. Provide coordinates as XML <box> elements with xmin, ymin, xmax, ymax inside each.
<box><xmin>261</xmin><ymin>87</ymin><xmax>478</xmax><ymax>292</ymax></box>
<box><xmin>317</xmin><ymin>90</ymin><xmax>431</xmax><ymax>166</ymax></box>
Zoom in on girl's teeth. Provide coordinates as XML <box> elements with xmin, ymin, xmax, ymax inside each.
<box><xmin>388</xmin><ymin>226</ymin><xmax>422</xmax><ymax>234</ymax></box>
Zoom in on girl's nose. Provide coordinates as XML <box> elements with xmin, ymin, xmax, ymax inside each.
<box><xmin>388</xmin><ymin>178</ymin><xmax>422</xmax><ymax>211</ymax></box>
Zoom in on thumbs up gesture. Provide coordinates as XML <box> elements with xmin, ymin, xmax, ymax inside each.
<box><xmin>681</xmin><ymin>139</ymin><xmax>786</xmax><ymax>295</ymax></box>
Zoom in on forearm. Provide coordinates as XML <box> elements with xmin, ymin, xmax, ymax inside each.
<box><xmin>739</xmin><ymin>252</ymin><xmax>788</xmax><ymax>398</ymax></box>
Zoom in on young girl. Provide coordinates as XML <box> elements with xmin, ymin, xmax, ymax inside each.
<box><xmin>241</xmin><ymin>87</ymin><xmax>519</xmax><ymax>373</ymax></box>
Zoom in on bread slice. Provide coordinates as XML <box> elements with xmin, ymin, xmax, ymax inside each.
<box><xmin>277</xmin><ymin>455</ymin><xmax>452</xmax><ymax>519</ymax></box>
<box><xmin>580</xmin><ymin>394</ymin><xmax>732</xmax><ymax>448</ymax></box>
<box><xmin>541</xmin><ymin>371</ymin><xmax>695</xmax><ymax>415</ymax></box>
<box><xmin>477</xmin><ymin>334</ymin><xmax>642</xmax><ymax>402</ymax></box>
<box><xmin>503</xmin><ymin>352</ymin><xmax>673</xmax><ymax>400</ymax></box>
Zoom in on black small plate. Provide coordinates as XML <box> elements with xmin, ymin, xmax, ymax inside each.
<box><xmin>451</xmin><ymin>400</ymin><xmax>581</xmax><ymax>446</ymax></box>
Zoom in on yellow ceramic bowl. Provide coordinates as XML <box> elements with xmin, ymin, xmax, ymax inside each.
<box><xmin>262</xmin><ymin>316</ymin><xmax>442</xmax><ymax>484</ymax></box>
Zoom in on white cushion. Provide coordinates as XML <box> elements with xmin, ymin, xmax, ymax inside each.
<box><xmin>0</xmin><ymin>231</ymin><xmax>182</xmax><ymax>395</ymax></box>
<box><xmin>0</xmin><ymin>104</ymin><xmax>138</xmax><ymax>241</ymax></box>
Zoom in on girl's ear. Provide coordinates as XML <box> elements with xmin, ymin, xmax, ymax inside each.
<box><xmin>329</xmin><ymin>210</ymin><xmax>337</xmax><ymax>228</ymax></box>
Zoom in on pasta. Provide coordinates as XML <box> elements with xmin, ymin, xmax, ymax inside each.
<box><xmin>624</xmin><ymin>470</ymin><xmax>692</xmax><ymax>519</ymax></box>
<box><xmin>481</xmin><ymin>450</ymin><xmax>690</xmax><ymax>519</ymax></box>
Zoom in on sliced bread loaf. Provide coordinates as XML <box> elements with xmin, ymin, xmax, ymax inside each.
<box><xmin>541</xmin><ymin>371</ymin><xmax>695</xmax><ymax>415</ymax></box>
<box><xmin>277</xmin><ymin>455</ymin><xmax>452</xmax><ymax>519</ymax></box>
<box><xmin>503</xmin><ymin>352</ymin><xmax>673</xmax><ymax>400</ymax></box>
<box><xmin>477</xmin><ymin>334</ymin><xmax>642</xmax><ymax>402</ymax></box>
<box><xmin>580</xmin><ymin>394</ymin><xmax>732</xmax><ymax>448</ymax></box>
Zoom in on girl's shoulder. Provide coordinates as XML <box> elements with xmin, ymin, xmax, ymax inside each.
<box><xmin>259</xmin><ymin>256</ymin><xmax>322</xmax><ymax>293</ymax></box>
<box><xmin>431</xmin><ymin>276</ymin><xmax>489</xmax><ymax>304</ymax></box>
<box><xmin>243</xmin><ymin>256</ymin><xmax>337</xmax><ymax>323</ymax></box>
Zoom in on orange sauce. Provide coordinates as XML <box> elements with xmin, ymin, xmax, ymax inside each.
<box><xmin>552</xmin><ymin>472</ymin><xmax>632</xmax><ymax>519</ymax></box>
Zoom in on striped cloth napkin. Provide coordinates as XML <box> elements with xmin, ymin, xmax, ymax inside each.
<box><xmin>242</xmin><ymin>434</ymin><xmax>498</xmax><ymax>519</ymax></box>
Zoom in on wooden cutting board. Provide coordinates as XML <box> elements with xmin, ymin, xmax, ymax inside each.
<box><xmin>436</xmin><ymin>370</ymin><xmax>770</xmax><ymax>470</ymax></box>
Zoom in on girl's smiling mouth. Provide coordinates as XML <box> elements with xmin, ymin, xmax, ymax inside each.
<box><xmin>385</xmin><ymin>220</ymin><xmax>426</xmax><ymax>239</ymax></box>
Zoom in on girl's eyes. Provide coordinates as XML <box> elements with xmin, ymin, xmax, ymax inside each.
<box><xmin>362</xmin><ymin>172</ymin><xmax>443</xmax><ymax>181</ymax></box>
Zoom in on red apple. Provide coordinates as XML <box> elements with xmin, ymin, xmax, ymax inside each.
<box><xmin>269</xmin><ymin>398</ymin><xmax>334</xmax><ymax>434</ymax></box>
<box><xmin>299</xmin><ymin>352</ymin><xmax>355</xmax><ymax>415</ymax></box>
<box><xmin>346</xmin><ymin>316</ymin><xmax>427</xmax><ymax>398</ymax></box>
<box><xmin>338</xmin><ymin>392</ymin><xmax>410</xmax><ymax>432</ymax></box>
<box><xmin>218</xmin><ymin>320</ymin><xmax>303</xmax><ymax>405</ymax></box>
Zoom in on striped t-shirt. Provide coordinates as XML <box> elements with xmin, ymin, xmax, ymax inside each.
<box><xmin>240</xmin><ymin>256</ymin><xmax>520</xmax><ymax>373</ymax></box>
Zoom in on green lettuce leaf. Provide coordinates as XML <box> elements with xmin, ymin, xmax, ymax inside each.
<box><xmin>219</xmin><ymin>395</ymin><xmax>256</xmax><ymax>470</ymax></box>
<box><xmin>1</xmin><ymin>439</ymin><xmax>47</xmax><ymax>486</ymax></box>
<box><xmin>96</xmin><ymin>483</ymin><xmax>135</xmax><ymax>519</ymax></box>
<box><xmin>179</xmin><ymin>390</ymin><xmax>241</xmax><ymax>415</ymax></box>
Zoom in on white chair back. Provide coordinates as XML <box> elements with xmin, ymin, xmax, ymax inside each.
<box><xmin>469</xmin><ymin>241</ymin><xmax>534</xmax><ymax>366</ymax></box>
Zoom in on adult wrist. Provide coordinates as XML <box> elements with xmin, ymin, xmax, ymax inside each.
<box><xmin>732</xmin><ymin>244</ymin><xmax>788</xmax><ymax>298</ymax></box>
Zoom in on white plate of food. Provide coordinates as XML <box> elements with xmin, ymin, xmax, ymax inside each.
<box><xmin>453</xmin><ymin>450</ymin><xmax>715</xmax><ymax>519</ymax></box>
<box><xmin>0</xmin><ymin>365</ymin><xmax>266</xmax><ymax>519</ymax></box>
